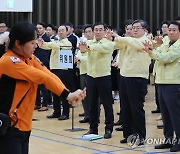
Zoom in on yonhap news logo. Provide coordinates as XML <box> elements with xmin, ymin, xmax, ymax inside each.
<box><xmin>127</xmin><ymin>134</ymin><xmax>180</xmax><ymax>148</ymax></box>
<box><xmin>127</xmin><ymin>134</ymin><xmax>141</xmax><ymax>148</ymax></box>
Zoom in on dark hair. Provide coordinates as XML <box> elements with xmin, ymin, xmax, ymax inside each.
<box><xmin>0</xmin><ymin>21</ymin><xmax>8</xmax><ymax>27</ymax></box>
<box><xmin>83</xmin><ymin>24</ymin><xmax>92</xmax><ymax>32</ymax></box>
<box><xmin>59</xmin><ymin>24</ymin><xmax>68</xmax><ymax>31</ymax></box>
<box><xmin>124</xmin><ymin>19</ymin><xmax>134</xmax><ymax>28</ymax></box>
<box><xmin>174</xmin><ymin>16</ymin><xmax>180</xmax><ymax>21</ymax></box>
<box><xmin>37</xmin><ymin>22</ymin><xmax>46</xmax><ymax>28</ymax></box>
<box><xmin>75</xmin><ymin>25</ymin><xmax>83</xmax><ymax>30</ymax></box>
<box><xmin>92</xmin><ymin>22</ymin><xmax>107</xmax><ymax>31</ymax></box>
<box><xmin>169</xmin><ymin>21</ymin><xmax>180</xmax><ymax>31</ymax></box>
<box><xmin>132</xmin><ymin>19</ymin><xmax>148</xmax><ymax>29</ymax></box>
<box><xmin>64</xmin><ymin>22</ymin><xmax>74</xmax><ymax>28</ymax></box>
<box><xmin>9</xmin><ymin>21</ymin><xmax>36</xmax><ymax>49</ymax></box>
<box><xmin>46</xmin><ymin>24</ymin><xmax>56</xmax><ymax>31</ymax></box>
<box><xmin>161</xmin><ymin>20</ymin><xmax>170</xmax><ymax>27</ymax></box>
<box><xmin>156</xmin><ymin>27</ymin><xmax>162</xmax><ymax>35</ymax></box>
<box><xmin>106</xmin><ymin>25</ymin><xmax>112</xmax><ymax>30</ymax></box>
<box><xmin>113</xmin><ymin>28</ymin><xmax>124</xmax><ymax>36</ymax></box>
<box><xmin>74</xmin><ymin>28</ymin><xmax>82</xmax><ymax>37</ymax></box>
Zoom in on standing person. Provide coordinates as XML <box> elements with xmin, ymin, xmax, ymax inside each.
<box><xmin>152</xmin><ymin>20</ymin><xmax>170</xmax><ymax>113</ymax></box>
<box><xmin>34</xmin><ymin>22</ymin><xmax>51</xmax><ymax>111</ymax></box>
<box><xmin>0</xmin><ymin>21</ymin><xmax>9</xmax><ymax>57</ymax></box>
<box><xmin>0</xmin><ymin>21</ymin><xmax>86</xmax><ymax>154</ymax></box>
<box><xmin>75</xmin><ymin>24</ymin><xmax>94</xmax><ymax>123</ymax></box>
<box><xmin>115</xmin><ymin>20</ymin><xmax>151</xmax><ymax>145</ymax></box>
<box><xmin>143</xmin><ymin>21</ymin><xmax>180</xmax><ymax>152</ymax></box>
<box><xmin>113</xmin><ymin>20</ymin><xmax>134</xmax><ymax>131</ymax></box>
<box><xmin>79</xmin><ymin>22</ymin><xmax>116</xmax><ymax>139</ymax></box>
<box><xmin>45</xmin><ymin>24</ymin><xmax>58</xmax><ymax>106</ymax></box>
<box><xmin>46</xmin><ymin>24</ymin><xmax>58</xmax><ymax>41</ymax></box>
<box><xmin>64</xmin><ymin>22</ymin><xmax>79</xmax><ymax>90</ymax></box>
<box><xmin>38</xmin><ymin>25</ymin><xmax>74</xmax><ymax>120</ymax></box>
<box><xmin>64</xmin><ymin>22</ymin><xmax>77</xmax><ymax>55</ymax></box>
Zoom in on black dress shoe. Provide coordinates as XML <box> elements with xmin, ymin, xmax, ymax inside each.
<box><xmin>115</xmin><ymin>125</ymin><xmax>123</xmax><ymax>131</ymax></box>
<box><xmin>84</xmin><ymin>129</ymin><xmax>98</xmax><ymax>135</ymax></box>
<box><xmin>120</xmin><ymin>138</ymin><xmax>127</xmax><ymax>143</ymax></box>
<box><xmin>58</xmin><ymin>115</ymin><xmax>69</xmax><ymax>120</ymax></box>
<box><xmin>155</xmin><ymin>143</ymin><xmax>173</xmax><ymax>149</ymax></box>
<box><xmin>47</xmin><ymin>113</ymin><xmax>60</xmax><ymax>119</ymax></box>
<box><xmin>104</xmin><ymin>130</ymin><xmax>112</xmax><ymax>139</ymax></box>
<box><xmin>79</xmin><ymin>113</ymin><xmax>85</xmax><ymax>117</ymax></box>
<box><xmin>157</xmin><ymin>124</ymin><xmax>164</xmax><ymax>129</ymax></box>
<box><xmin>151</xmin><ymin>109</ymin><xmax>160</xmax><ymax>113</ymax></box>
<box><xmin>114</xmin><ymin>120</ymin><xmax>123</xmax><ymax>126</ymax></box>
<box><xmin>170</xmin><ymin>143</ymin><xmax>180</xmax><ymax>152</ymax></box>
<box><xmin>79</xmin><ymin>118</ymin><xmax>90</xmax><ymax>123</ymax></box>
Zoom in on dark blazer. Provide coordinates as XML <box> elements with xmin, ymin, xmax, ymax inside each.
<box><xmin>67</xmin><ymin>34</ymin><xmax>77</xmax><ymax>55</ymax></box>
<box><xmin>34</xmin><ymin>33</ymin><xmax>51</xmax><ymax>68</ymax></box>
<box><xmin>0</xmin><ymin>44</ymin><xmax>5</xmax><ymax>58</ymax></box>
<box><xmin>50</xmin><ymin>35</ymin><xmax>58</xmax><ymax>41</ymax></box>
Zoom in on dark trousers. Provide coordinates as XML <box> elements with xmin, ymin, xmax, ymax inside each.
<box><xmin>117</xmin><ymin>71</ymin><xmax>122</xmax><ymax>121</ymax></box>
<box><xmin>80</xmin><ymin>74</ymin><xmax>89</xmax><ymax>119</ymax></box>
<box><xmin>157</xmin><ymin>84</ymin><xmax>180</xmax><ymax>140</ymax></box>
<box><xmin>36</xmin><ymin>85</ymin><xmax>50</xmax><ymax>107</ymax></box>
<box><xmin>51</xmin><ymin>69</ymin><xmax>74</xmax><ymax>116</ymax></box>
<box><xmin>155</xmin><ymin>83</ymin><xmax>160</xmax><ymax>111</ymax></box>
<box><xmin>87</xmin><ymin>75</ymin><xmax>114</xmax><ymax>132</ymax></box>
<box><xmin>120</xmin><ymin>76</ymin><xmax>148</xmax><ymax>140</ymax></box>
<box><xmin>0</xmin><ymin>127</ymin><xmax>31</xmax><ymax>154</ymax></box>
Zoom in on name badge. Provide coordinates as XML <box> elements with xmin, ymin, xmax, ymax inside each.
<box><xmin>58</xmin><ymin>49</ymin><xmax>73</xmax><ymax>69</ymax></box>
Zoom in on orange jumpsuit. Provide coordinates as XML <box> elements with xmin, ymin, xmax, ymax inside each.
<box><xmin>0</xmin><ymin>49</ymin><xmax>69</xmax><ymax>131</ymax></box>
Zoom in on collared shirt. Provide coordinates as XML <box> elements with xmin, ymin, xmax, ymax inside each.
<box><xmin>40</xmin><ymin>38</ymin><xmax>72</xmax><ymax>69</ymax></box>
<box><xmin>150</xmin><ymin>38</ymin><xmax>180</xmax><ymax>84</ymax></box>
<box><xmin>86</xmin><ymin>38</ymin><xmax>116</xmax><ymax>78</ymax></box>
<box><xmin>38</xmin><ymin>32</ymin><xmax>46</xmax><ymax>38</ymax></box>
<box><xmin>76</xmin><ymin>50</ymin><xmax>87</xmax><ymax>75</ymax></box>
<box><xmin>116</xmin><ymin>35</ymin><xmax>151</xmax><ymax>79</ymax></box>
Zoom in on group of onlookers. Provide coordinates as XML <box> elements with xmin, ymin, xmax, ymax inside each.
<box><xmin>0</xmin><ymin>16</ymin><xmax>180</xmax><ymax>152</ymax></box>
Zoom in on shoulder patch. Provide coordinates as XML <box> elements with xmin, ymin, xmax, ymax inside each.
<box><xmin>9</xmin><ymin>57</ymin><xmax>20</xmax><ymax>63</ymax></box>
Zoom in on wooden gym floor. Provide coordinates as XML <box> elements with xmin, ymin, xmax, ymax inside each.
<box><xmin>29</xmin><ymin>85</ymin><xmax>174</xmax><ymax>154</ymax></box>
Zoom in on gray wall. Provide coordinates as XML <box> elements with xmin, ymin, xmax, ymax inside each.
<box><xmin>0</xmin><ymin>0</ymin><xmax>180</xmax><ymax>34</ymax></box>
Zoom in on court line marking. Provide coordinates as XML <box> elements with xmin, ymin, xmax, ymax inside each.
<box><xmin>32</xmin><ymin>128</ymin><xmax>170</xmax><ymax>154</ymax></box>
<box><xmin>31</xmin><ymin>134</ymin><xmax>109</xmax><ymax>153</ymax></box>
<box><xmin>32</xmin><ymin>128</ymin><xmax>127</xmax><ymax>149</ymax></box>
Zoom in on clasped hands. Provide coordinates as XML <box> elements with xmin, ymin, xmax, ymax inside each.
<box><xmin>79</xmin><ymin>42</ymin><xmax>89</xmax><ymax>53</ymax></box>
<box><xmin>142</xmin><ymin>40</ymin><xmax>153</xmax><ymax>54</ymax></box>
<box><xmin>67</xmin><ymin>88</ymin><xmax>86</xmax><ymax>107</ymax></box>
<box><xmin>36</xmin><ymin>38</ymin><xmax>44</xmax><ymax>48</ymax></box>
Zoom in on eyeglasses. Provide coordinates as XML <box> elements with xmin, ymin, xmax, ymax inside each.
<box><xmin>132</xmin><ymin>27</ymin><xmax>143</xmax><ymax>30</ymax></box>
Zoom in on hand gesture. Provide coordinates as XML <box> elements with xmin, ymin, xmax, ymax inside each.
<box><xmin>37</xmin><ymin>38</ymin><xmax>44</xmax><ymax>48</ymax></box>
<box><xmin>154</xmin><ymin>36</ymin><xmax>163</xmax><ymax>45</ymax></box>
<box><xmin>143</xmin><ymin>40</ymin><xmax>153</xmax><ymax>54</ymax></box>
<box><xmin>79</xmin><ymin>42</ymin><xmax>88</xmax><ymax>53</ymax></box>
<box><xmin>111</xmin><ymin>31</ymin><xmax>119</xmax><ymax>37</ymax></box>
<box><xmin>67</xmin><ymin>88</ymin><xmax>86</xmax><ymax>106</ymax></box>
<box><xmin>112</xmin><ymin>61</ymin><xmax>118</xmax><ymax>67</ymax></box>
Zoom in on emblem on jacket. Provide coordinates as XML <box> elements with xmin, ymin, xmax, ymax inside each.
<box><xmin>10</xmin><ymin>57</ymin><xmax>20</xmax><ymax>63</ymax></box>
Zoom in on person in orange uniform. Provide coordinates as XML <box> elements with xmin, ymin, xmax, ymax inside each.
<box><xmin>0</xmin><ymin>21</ymin><xmax>86</xmax><ymax>154</ymax></box>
